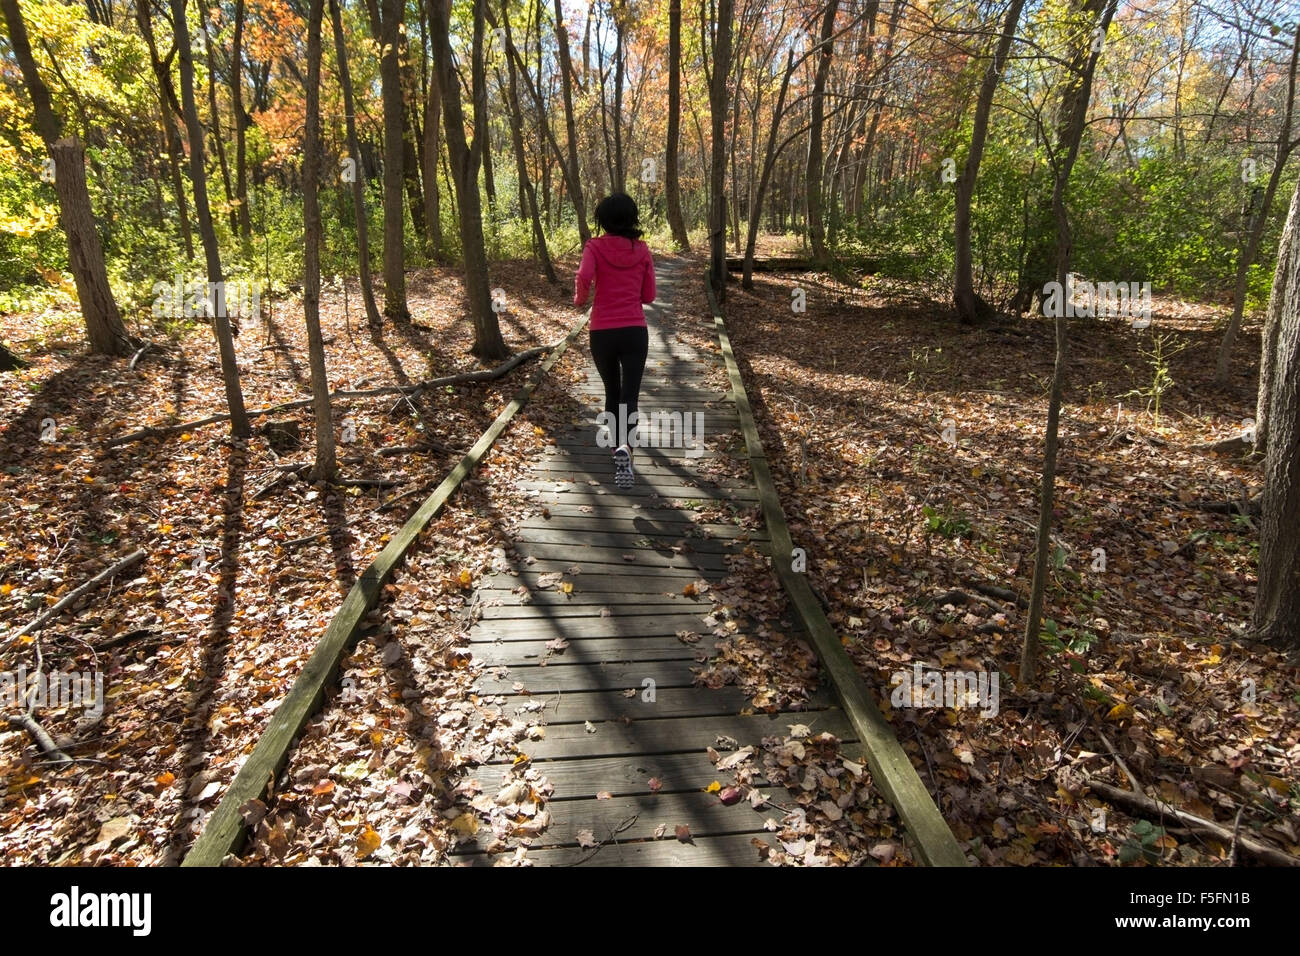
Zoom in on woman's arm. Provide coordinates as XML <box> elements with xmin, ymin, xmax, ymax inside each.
<box><xmin>641</xmin><ymin>252</ymin><xmax>656</xmax><ymax>304</ymax></box>
<box><xmin>574</xmin><ymin>244</ymin><xmax>596</xmax><ymax>307</ymax></box>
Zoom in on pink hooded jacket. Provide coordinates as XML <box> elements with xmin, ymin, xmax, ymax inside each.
<box><xmin>574</xmin><ymin>234</ymin><xmax>656</xmax><ymax>330</ymax></box>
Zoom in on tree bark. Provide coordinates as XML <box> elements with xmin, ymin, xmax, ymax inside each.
<box><xmin>553</xmin><ymin>0</ymin><xmax>590</xmax><ymax>242</ymax></box>
<box><xmin>666</xmin><ymin>0</ymin><xmax>689</xmax><ymax>251</ymax></box>
<box><xmin>231</xmin><ymin>0</ymin><xmax>253</xmax><ymax>252</ymax></box>
<box><xmin>171</xmin><ymin>0</ymin><xmax>250</xmax><ymax>436</ymax></box>
<box><xmin>420</xmin><ymin>0</ymin><xmax>445</xmax><ymax>260</ymax></box>
<box><xmin>330</xmin><ymin>0</ymin><xmax>383</xmax><ymax>330</ymax></box>
<box><xmin>1253</xmin><ymin>176</ymin><xmax>1300</xmax><ymax>646</ymax></box>
<box><xmin>954</xmin><ymin>0</ymin><xmax>1026</xmax><ymax>325</ymax></box>
<box><xmin>432</xmin><ymin>0</ymin><xmax>507</xmax><ymax>360</ymax></box>
<box><xmin>707</xmin><ymin>0</ymin><xmax>733</xmax><ymax>300</ymax></box>
<box><xmin>1</xmin><ymin>0</ymin><xmax>132</xmax><ymax>357</ymax></box>
<box><xmin>303</xmin><ymin>0</ymin><xmax>336</xmax><ymax>481</ymax></box>
<box><xmin>202</xmin><ymin>16</ymin><xmax>236</xmax><ymax>235</ymax></box>
<box><xmin>135</xmin><ymin>0</ymin><xmax>194</xmax><ymax>260</ymax></box>
<box><xmin>1021</xmin><ymin>0</ymin><xmax>1117</xmax><ymax>683</ymax></box>
<box><xmin>499</xmin><ymin>4</ymin><xmax>556</xmax><ymax>283</ymax></box>
<box><xmin>805</xmin><ymin>0</ymin><xmax>838</xmax><ymax>268</ymax></box>
<box><xmin>377</xmin><ymin>0</ymin><xmax>410</xmax><ymax>319</ymax></box>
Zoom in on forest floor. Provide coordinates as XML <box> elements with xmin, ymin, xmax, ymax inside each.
<box><xmin>717</xmin><ymin>261</ymin><xmax>1300</xmax><ymax>865</ymax></box>
<box><xmin>0</xmin><ymin>247</ymin><xmax>1296</xmax><ymax>866</ymax></box>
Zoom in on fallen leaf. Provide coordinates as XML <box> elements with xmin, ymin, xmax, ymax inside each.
<box><xmin>675</xmin><ymin>824</ymin><xmax>693</xmax><ymax>843</ymax></box>
<box><xmin>356</xmin><ymin>825</ymin><xmax>382</xmax><ymax>859</ymax></box>
<box><xmin>576</xmin><ymin>828</ymin><xmax>597</xmax><ymax>848</ymax></box>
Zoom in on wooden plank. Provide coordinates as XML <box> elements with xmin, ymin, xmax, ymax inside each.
<box><xmin>487</xmin><ymin>685</ymin><xmax>753</xmax><ymax>723</ymax></box>
<box><xmin>511</xmin><ymin>530</ymin><xmax>755</xmax><ymax>555</ymax></box>
<box><xmin>476</xmin><ymin>586</ymin><xmax>709</xmax><ymax>606</ymax></box>
<box><xmin>515</xmin><ymin>517</ymin><xmax>764</xmax><ymax>539</ymax></box>
<box><xmin>506</xmin><ymin>542</ymin><xmax>743</xmax><ymax>570</ymax></box>
<box><xmin>515</xmin><ymin>708</ymin><xmax>855</xmax><ymax>760</ymax></box>
<box><xmin>707</xmin><ymin>275</ymin><xmax>967</xmax><ymax>868</ymax></box>
<box><xmin>473</xmin><ymin>613</ymin><xmax>720</xmax><ymax>637</ymax></box>
<box><xmin>452</xmin><ymin>789</ymin><xmax>783</xmax><ymax>854</ymax></box>
<box><xmin>480</xmin><ymin>573</ymin><xmax>712</xmax><ymax>593</ymax></box>
<box><xmin>180</xmin><ymin>319</ymin><xmax>590</xmax><ymax>867</ymax></box>
<box><xmin>494</xmin><ymin>560</ymin><xmax>713</xmax><ymax>578</ymax></box>
<box><xmin>470</xmin><ymin>635</ymin><xmax>707</xmax><ymax>665</ymax></box>
<box><xmin>477</xmin><ymin>601</ymin><xmax>718</xmax><ymax>620</ymax></box>
<box><xmin>473</xmin><ymin>659</ymin><xmax>700</xmax><ymax>695</ymax></box>
<box><xmin>513</xmin><ymin>750</ymin><xmax>764</xmax><ymax>799</ymax></box>
<box><xmin>467</xmin><ymin>831</ymin><xmax>774</xmax><ymax>867</ymax></box>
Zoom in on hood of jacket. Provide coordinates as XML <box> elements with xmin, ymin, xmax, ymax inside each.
<box><xmin>588</xmin><ymin>234</ymin><xmax>650</xmax><ymax>269</ymax></box>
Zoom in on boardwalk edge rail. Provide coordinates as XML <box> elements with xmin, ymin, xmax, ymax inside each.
<box><xmin>705</xmin><ymin>271</ymin><xmax>968</xmax><ymax>867</ymax></box>
<box><xmin>182</xmin><ymin>317</ymin><xmax>588</xmax><ymax>867</ymax></box>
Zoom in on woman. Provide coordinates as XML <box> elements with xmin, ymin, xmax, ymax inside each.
<box><xmin>573</xmin><ymin>193</ymin><xmax>656</xmax><ymax>489</ymax></box>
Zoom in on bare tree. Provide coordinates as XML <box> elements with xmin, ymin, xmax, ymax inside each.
<box><xmin>706</xmin><ymin>0</ymin><xmax>734</xmax><ymax>298</ymax></box>
<box><xmin>805</xmin><ymin>0</ymin><xmax>838</xmax><ymax>268</ymax></box>
<box><xmin>666</xmin><ymin>0</ymin><xmax>690</xmax><ymax>250</ymax></box>
<box><xmin>1021</xmin><ymin>0</ymin><xmax>1118</xmax><ymax>683</ymax></box>
<box><xmin>431</xmin><ymin>0</ymin><xmax>507</xmax><ymax>360</ymax></box>
<box><xmin>954</xmin><ymin>0</ymin><xmax>1027</xmax><ymax>325</ymax></box>
<box><xmin>170</xmin><ymin>0</ymin><xmax>250</xmax><ymax>437</ymax></box>
<box><xmin>330</xmin><ymin>0</ymin><xmax>383</xmax><ymax>329</ymax></box>
<box><xmin>303</xmin><ymin>0</ymin><xmax>336</xmax><ymax>481</ymax></box>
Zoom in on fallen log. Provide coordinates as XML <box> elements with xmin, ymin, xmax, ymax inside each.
<box><xmin>107</xmin><ymin>345</ymin><xmax>552</xmax><ymax>447</ymax></box>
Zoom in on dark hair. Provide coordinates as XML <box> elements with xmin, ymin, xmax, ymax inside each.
<box><xmin>594</xmin><ymin>193</ymin><xmax>643</xmax><ymax>240</ymax></box>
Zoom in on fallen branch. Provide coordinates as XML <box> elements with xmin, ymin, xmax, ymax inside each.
<box><xmin>107</xmin><ymin>345</ymin><xmax>553</xmax><ymax>447</ymax></box>
<box><xmin>4</xmin><ymin>549</ymin><xmax>147</xmax><ymax>647</ymax></box>
<box><xmin>5</xmin><ymin>713</ymin><xmax>73</xmax><ymax>764</ymax></box>
<box><xmin>962</xmin><ymin>578</ymin><xmax>1028</xmax><ymax>609</ymax></box>
<box><xmin>1086</xmin><ymin>778</ymin><xmax>1300</xmax><ymax>867</ymax></box>
<box><xmin>1171</xmin><ymin>496</ymin><xmax>1262</xmax><ymax>516</ymax></box>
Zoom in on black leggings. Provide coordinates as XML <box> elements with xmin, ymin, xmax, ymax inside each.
<box><xmin>590</xmin><ymin>324</ymin><xmax>649</xmax><ymax>435</ymax></box>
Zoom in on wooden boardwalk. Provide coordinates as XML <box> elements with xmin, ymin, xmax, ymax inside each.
<box><xmin>450</xmin><ymin>258</ymin><xmax>857</xmax><ymax>865</ymax></box>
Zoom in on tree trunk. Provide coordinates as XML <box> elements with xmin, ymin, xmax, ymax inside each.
<box><xmin>612</xmin><ymin>0</ymin><xmax>625</xmax><ymax>192</ymax></box>
<box><xmin>1021</xmin><ymin>0</ymin><xmax>1117</xmax><ymax>683</ymax></box>
<box><xmin>421</xmin><ymin>16</ymin><xmax>445</xmax><ymax>261</ymax></box>
<box><xmin>954</xmin><ymin>0</ymin><xmax>1026</xmax><ymax>325</ymax></box>
<box><xmin>329</xmin><ymin>0</ymin><xmax>383</xmax><ymax>330</ymax></box>
<box><xmin>666</xmin><ymin>0</ymin><xmax>689</xmax><ymax>250</ymax></box>
<box><xmin>805</xmin><ymin>0</ymin><xmax>838</xmax><ymax>268</ymax></box>
<box><xmin>500</xmin><ymin>4</ymin><xmax>556</xmax><ymax>283</ymax></box>
<box><xmin>171</xmin><ymin>0</ymin><xmax>250</xmax><ymax>437</ymax></box>
<box><xmin>708</xmin><ymin>0</ymin><xmax>733</xmax><ymax>300</ymax></box>
<box><xmin>554</xmin><ymin>0</ymin><xmax>590</xmax><ymax>242</ymax></box>
<box><xmin>432</xmin><ymin>0</ymin><xmax>507</xmax><ymax>361</ymax></box>
<box><xmin>231</xmin><ymin>0</ymin><xmax>253</xmax><ymax>253</ymax></box>
<box><xmin>742</xmin><ymin>48</ymin><xmax>795</xmax><ymax>290</ymax></box>
<box><xmin>1253</xmin><ymin>176</ymin><xmax>1300</xmax><ymax>646</ymax></box>
<box><xmin>135</xmin><ymin>1</ymin><xmax>195</xmax><ymax>260</ymax></box>
<box><xmin>302</xmin><ymin>0</ymin><xmax>336</xmax><ymax>482</ymax></box>
<box><xmin>1</xmin><ymin>0</ymin><xmax>133</xmax><ymax>357</ymax></box>
<box><xmin>378</xmin><ymin>0</ymin><xmax>410</xmax><ymax>319</ymax></box>
<box><xmin>1214</xmin><ymin>22</ymin><xmax>1298</xmax><ymax>385</ymax></box>
<box><xmin>202</xmin><ymin>17</ymin><xmax>236</xmax><ymax>236</ymax></box>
